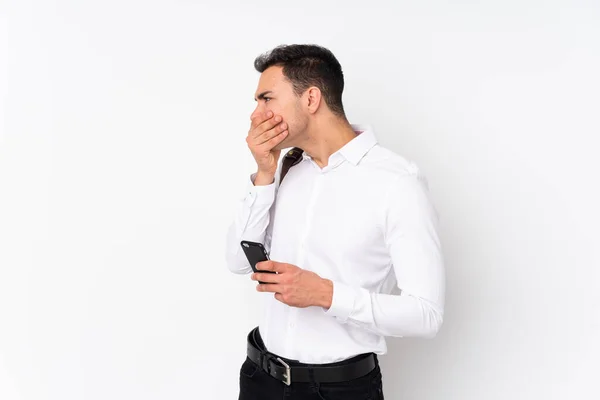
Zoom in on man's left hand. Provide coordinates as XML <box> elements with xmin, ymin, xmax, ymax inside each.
<box><xmin>251</xmin><ymin>261</ymin><xmax>333</xmax><ymax>309</ymax></box>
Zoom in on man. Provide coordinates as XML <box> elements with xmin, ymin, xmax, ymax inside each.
<box><xmin>225</xmin><ymin>44</ymin><xmax>445</xmax><ymax>400</ymax></box>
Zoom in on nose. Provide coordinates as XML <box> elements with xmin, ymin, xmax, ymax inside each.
<box><xmin>251</xmin><ymin>103</ymin><xmax>269</xmax><ymax>121</ymax></box>
<box><xmin>251</xmin><ymin>106</ymin><xmax>261</xmax><ymax>121</ymax></box>
<box><xmin>251</xmin><ymin>107</ymin><xmax>260</xmax><ymax>120</ymax></box>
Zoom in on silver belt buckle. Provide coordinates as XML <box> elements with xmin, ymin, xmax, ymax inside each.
<box><xmin>275</xmin><ymin>357</ymin><xmax>291</xmax><ymax>386</ymax></box>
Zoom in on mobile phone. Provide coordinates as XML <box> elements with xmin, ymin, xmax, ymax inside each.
<box><xmin>240</xmin><ymin>240</ymin><xmax>277</xmax><ymax>284</ymax></box>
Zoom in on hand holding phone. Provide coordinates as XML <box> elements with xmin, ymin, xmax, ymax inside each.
<box><xmin>240</xmin><ymin>240</ymin><xmax>277</xmax><ymax>284</ymax></box>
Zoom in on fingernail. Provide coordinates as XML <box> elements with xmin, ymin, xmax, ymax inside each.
<box><xmin>267</xmin><ymin>111</ymin><xmax>273</xmax><ymax>117</ymax></box>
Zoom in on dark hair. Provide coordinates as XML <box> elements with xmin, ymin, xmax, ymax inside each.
<box><xmin>254</xmin><ymin>44</ymin><xmax>346</xmax><ymax>118</ymax></box>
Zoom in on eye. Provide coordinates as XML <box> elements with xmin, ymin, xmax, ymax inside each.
<box><xmin>264</xmin><ymin>97</ymin><xmax>271</xmax><ymax>102</ymax></box>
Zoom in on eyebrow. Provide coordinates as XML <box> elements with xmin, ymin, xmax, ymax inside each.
<box><xmin>254</xmin><ymin>91</ymin><xmax>273</xmax><ymax>102</ymax></box>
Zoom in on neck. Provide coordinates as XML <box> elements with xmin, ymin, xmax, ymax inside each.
<box><xmin>295</xmin><ymin>115</ymin><xmax>358</xmax><ymax>168</ymax></box>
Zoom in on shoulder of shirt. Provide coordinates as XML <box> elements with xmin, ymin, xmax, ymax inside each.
<box><xmin>362</xmin><ymin>144</ymin><xmax>422</xmax><ymax>179</ymax></box>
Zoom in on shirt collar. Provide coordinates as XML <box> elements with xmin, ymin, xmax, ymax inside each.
<box><xmin>340</xmin><ymin>124</ymin><xmax>378</xmax><ymax>165</ymax></box>
<box><xmin>301</xmin><ymin>124</ymin><xmax>378</xmax><ymax>166</ymax></box>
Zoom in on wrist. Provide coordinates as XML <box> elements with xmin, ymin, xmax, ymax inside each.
<box><xmin>319</xmin><ymin>278</ymin><xmax>334</xmax><ymax>309</ymax></box>
<box><xmin>254</xmin><ymin>171</ymin><xmax>275</xmax><ymax>186</ymax></box>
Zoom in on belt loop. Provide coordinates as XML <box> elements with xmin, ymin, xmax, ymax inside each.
<box><xmin>308</xmin><ymin>367</ymin><xmax>317</xmax><ymax>387</ymax></box>
<box><xmin>261</xmin><ymin>351</ymin><xmax>271</xmax><ymax>373</ymax></box>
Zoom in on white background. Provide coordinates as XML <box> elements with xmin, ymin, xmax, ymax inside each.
<box><xmin>1</xmin><ymin>1</ymin><xmax>599</xmax><ymax>399</ymax></box>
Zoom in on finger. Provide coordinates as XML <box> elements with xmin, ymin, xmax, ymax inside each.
<box><xmin>256</xmin><ymin>260</ymin><xmax>276</xmax><ymax>272</ymax></box>
<box><xmin>274</xmin><ymin>293</ymin><xmax>284</xmax><ymax>303</ymax></box>
<box><xmin>257</xmin><ymin>283</ymin><xmax>281</xmax><ymax>293</ymax></box>
<box><xmin>250</xmin><ymin>110</ymin><xmax>273</xmax><ymax>130</ymax></box>
<box><xmin>250</xmin><ymin>128</ymin><xmax>288</xmax><ymax>151</ymax></box>
<box><xmin>255</xmin><ymin>260</ymin><xmax>271</xmax><ymax>271</ymax></box>
<box><xmin>263</xmin><ymin>127</ymin><xmax>288</xmax><ymax>146</ymax></box>
<box><xmin>252</xmin><ymin>115</ymin><xmax>284</xmax><ymax>140</ymax></box>
<box><xmin>257</xmin><ymin>261</ymin><xmax>286</xmax><ymax>273</ymax></box>
<box><xmin>252</xmin><ymin>272</ymin><xmax>280</xmax><ymax>284</ymax></box>
<box><xmin>258</xmin><ymin>122</ymin><xmax>288</xmax><ymax>146</ymax></box>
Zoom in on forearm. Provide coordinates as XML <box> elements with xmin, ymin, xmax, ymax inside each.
<box><xmin>224</xmin><ymin>173</ymin><xmax>277</xmax><ymax>274</ymax></box>
<box><xmin>323</xmin><ymin>282</ymin><xmax>444</xmax><ymax>338</ymax></box>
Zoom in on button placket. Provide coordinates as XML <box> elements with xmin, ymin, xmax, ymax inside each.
<box><xmin>286</xmin><ymin>173</ymin><xmax>324</xmax><ymax>359</ymax></box>
<box><xmin>297</xmin><ymin>172</ymin><xmax>324</xmax><ymax>268</ymax></box>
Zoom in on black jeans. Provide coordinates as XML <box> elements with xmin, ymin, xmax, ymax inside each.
<box><xmin>238</xmin><ymin>329</ymin><xmax>385</xmax><ymax>400</ymax></box>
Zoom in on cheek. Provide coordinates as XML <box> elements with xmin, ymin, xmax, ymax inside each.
<box><xmin>281</xmin><ymin>109</ymin><xmax>297</xmax><ymax>127</ymax></box>
<box><xmin>265</xmin><ymin>102</ymin><xmax>280</xmax><ymax>111</ymax></box>
<box><xmin>285</xmin><ymin>113</ymin><xmax>304</xmax><ymax>134</ymax></box>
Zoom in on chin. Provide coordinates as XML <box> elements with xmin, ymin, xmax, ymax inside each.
<box><xmin>275</xmin><ymin>139</ymin><xmax>291</xmax><ymax>151</ymax></box>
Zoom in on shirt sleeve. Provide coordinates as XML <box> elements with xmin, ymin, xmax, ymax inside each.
<box><xmin>224</xmin><ymin>159</ymin><xmax>283</xmax><ymax>275</ymax></box>
<box><xmin>322</xmin><ymin>170</ymin><xmax>445</xmax><ymax>338</ymax></box>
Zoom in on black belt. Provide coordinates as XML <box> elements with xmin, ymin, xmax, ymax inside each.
<box><xmin>246</xmin><ymin>326</ymin><xmax>376</xmax><ymax>386</ymax></box>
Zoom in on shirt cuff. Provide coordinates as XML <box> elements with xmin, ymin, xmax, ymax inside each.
<box><xmin>245</xmin><ymin>173</ymin><xmax>276</xmax><ymax>207</ymax></box>
<box><xmin>322</xmin><ymin>281</ymin><xmax>357</xmax><ymax>322</ymax></box>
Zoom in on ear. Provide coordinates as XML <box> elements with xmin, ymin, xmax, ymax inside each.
<box><xmin>305</xmin><ymin>86</ymin><xmax>322</xmax><ymax>114</ymax></box>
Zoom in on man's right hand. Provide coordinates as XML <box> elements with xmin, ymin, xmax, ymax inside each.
<box><xmin>246</xmin><ymin>111</ymin><xmax>289</xmax><ymax>179</ymax></box>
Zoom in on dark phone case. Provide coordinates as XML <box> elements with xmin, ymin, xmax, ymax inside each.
<box><xmin>240</xmin><ymin>240</ymin><xmax>276</xmax><ymax>284</ymax></box>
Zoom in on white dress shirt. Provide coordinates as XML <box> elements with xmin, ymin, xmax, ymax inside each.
<box><xmin>225</xmin><ymin>124</ymin><xmax>445</xmax><ymax>364</ymax></box>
